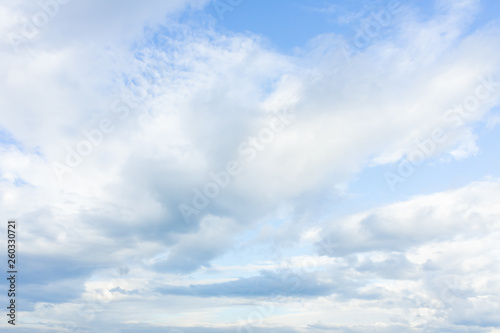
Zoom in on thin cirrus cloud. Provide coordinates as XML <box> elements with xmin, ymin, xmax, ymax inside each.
<box><xmin>0</xmin><ymin>0</ymin><xmax>499</xmax><ymax>331</ymax></box>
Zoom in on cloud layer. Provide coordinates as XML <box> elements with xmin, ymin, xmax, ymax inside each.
<box><xmin>0</xmin><ymin>0</ymin><xmax>500</xmax><ymax>331</ymax></box>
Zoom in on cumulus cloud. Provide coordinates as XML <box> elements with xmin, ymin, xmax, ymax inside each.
<box><xmin>310</xmin><ymin>180</ymin><xmax>500</xmax><ymax>330</ymax></box>
<box><xmin>1</xmin><ymin>0</ymin><xmax>500</xmax><ymax>331</ymax></box>
<box><xmin>317</xmin><ymin>180</ymin><xmax>500</xmax><ymax>256</ymax></box>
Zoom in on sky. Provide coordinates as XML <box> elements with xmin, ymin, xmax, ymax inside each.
<box><xmin>1</xmin><ymin>0</ymin><xmax>500</xmax><ymax>332</ymax></box>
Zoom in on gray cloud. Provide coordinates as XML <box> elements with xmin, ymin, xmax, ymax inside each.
<box><xmin>156</xmin><ymin>270</ymin><xmax>336</xmax><ymax>298</ymax></box>
<box><xmin>1</xmin><ymin>0</ymin><xmax>500</xmax><ymax>331</ymax></box>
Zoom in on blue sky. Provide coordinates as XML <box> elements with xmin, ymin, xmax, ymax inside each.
<box><xmin>1</xmin><ymin>0</ymin><xmax>500</xmax><ymax>332</ymax></box>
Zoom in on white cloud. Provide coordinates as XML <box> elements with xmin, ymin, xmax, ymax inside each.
<box><xmin>1</xmin><ymin>0</ymin><xmax>500</xmax><ymax>331</ymax></box>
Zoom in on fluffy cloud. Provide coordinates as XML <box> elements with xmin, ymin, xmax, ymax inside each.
<box><xmin>317</xmin><ymin>180</ymin><xmax>500</xmax><ymax>256</ymax></box>
<box><xmin>1</xmin><ymin>0</ymin><xmax>500</xmax><ymax>331</ymax></box>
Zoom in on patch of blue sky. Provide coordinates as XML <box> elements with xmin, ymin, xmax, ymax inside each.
<box><xmin>469</xmin><ymin>0</ymin><xmax>500</xmax><ymax>32</ymax></box>
<box><xmin>208</xmin><ymin>0</ymin><xmax>342</xmax><ymax>53</ymax></box>
<box><xmin>205</xmin><ymin>0</ymin><xmax>433</xmax><ymax>53</ymax></box>
<box><xmin>0</xmin><ymin>127</ymin><xmax>37</xmax><ymax>162</ymax></box>
<box><xmin>343</xmin><ymin>117</ymin><xmax>500</xmax><ymax>216</ymax></box>
<box><xmin>0</xmin><ymin>127</ymin><xmax>19</xmax><ymax>146</ymax></box>
<box><xmin>13</xmin><ymin>178</ymin><xmax>28</xmax><ymax>187</ymax></box>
